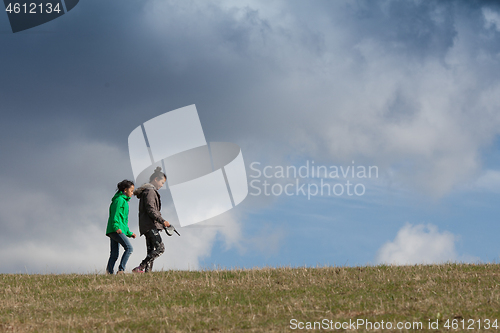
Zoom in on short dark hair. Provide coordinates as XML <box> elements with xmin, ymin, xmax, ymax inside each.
<box><xmin>117</xmin><ymin>180</ymin><xmax>134</xmax><ymax>192</ymax></box>
<box><xmin>149</xmin><ymin>166</ymin><xmax>167</xmax><ymax>182</ymax></box>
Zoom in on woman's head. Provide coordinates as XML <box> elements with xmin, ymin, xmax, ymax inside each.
<box><xmin>150</xmin><ymin>167</ymin><xmax>167</xmax><ymax>190</ymax></box>
<box><xmin>117</xmin><ymin>180</ymin><xmax>135</xmax><ymax>197</ymax></box>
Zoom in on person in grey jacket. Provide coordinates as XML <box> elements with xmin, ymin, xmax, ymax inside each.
<box><xmin>132</xmin><ymin>167</ymin><xmax>171</xmax><ymax>273</ymax></box>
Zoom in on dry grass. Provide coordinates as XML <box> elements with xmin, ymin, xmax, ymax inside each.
<box><xmin>1</xmin><ymin>263</ymin><xmax>500</xmax><ymax>332</ymax></box>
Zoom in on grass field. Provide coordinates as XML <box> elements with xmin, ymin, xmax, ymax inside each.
<box><xmin>1</xmin><ymin>263</ymin><xmax>500</xmax><ymax>332</ymax></box>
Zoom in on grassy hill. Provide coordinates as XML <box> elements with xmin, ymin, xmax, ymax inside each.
<box><xmin>1</xmin><ymin>264</ymin><xmax>500</xmax><ymax>332</ymax></box>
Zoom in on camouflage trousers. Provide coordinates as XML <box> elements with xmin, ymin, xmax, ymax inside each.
<box><xmin>140</xmin><ymin>229</ymin><xmax>165</xmax><ymax>272</ymax></box>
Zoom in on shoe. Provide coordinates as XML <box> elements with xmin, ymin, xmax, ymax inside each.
<box><xmin>116</xmin><ymin>271</ymin><xmax>125</xmax><ymax>275</ymax></box>
<box><xmin>132</xmin><ymin>266</ymin><xmax>144</xmax><ymax>273</ymax></box>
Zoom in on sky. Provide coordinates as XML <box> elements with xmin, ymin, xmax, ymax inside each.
<box><xmin>1</xmin><ymin>0</ymin><xmax>500</xmax><ymax>273</ymax></box>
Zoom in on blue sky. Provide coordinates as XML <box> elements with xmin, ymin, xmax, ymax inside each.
<box><xmin>1</xmin><ymin>0</ymin><xmax>500</xmax><ymax>273</ymax></box>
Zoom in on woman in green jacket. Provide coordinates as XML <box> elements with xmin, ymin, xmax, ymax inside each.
<box><xmin>106</xmin><ymin>180</ymin><xmax>136</xmax><ymax>274</ymax></box>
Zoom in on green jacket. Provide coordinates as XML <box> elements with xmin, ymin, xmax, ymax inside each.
<box><xmin>106</xmin><ymin>191</ymin><xmax>133</xmax><ymax>237</ymax></box>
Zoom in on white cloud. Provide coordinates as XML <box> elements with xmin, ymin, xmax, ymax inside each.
<box><xmin>139</xmin><ymin>0</ymin><xmax>500</xmax><ymax>197</ymax></box>
<box><xmin>376</xmin><ymin>223</ymin><xmax>458</xmax><ymax>265</ymax></box>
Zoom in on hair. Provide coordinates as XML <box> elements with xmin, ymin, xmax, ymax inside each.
<box><xmin>117</xmin><ymin>180</ymin><xmax>134</xmax><ymax>192</ymax></box>
<box><xmin>149</xmin><ymin>166</ymin><xmax>167</xmax><ymax>182</ymax></box>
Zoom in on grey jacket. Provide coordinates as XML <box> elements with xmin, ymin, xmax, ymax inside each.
<box><xmin>134</xmin><ymin>183</ymin><xmax>165</xmax><ymax>236</ymax></box>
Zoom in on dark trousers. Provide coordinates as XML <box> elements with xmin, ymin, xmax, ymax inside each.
<box><xmin>140</xmin><ymin>229</ymin><xmax>165</xmax><ymax>272</ymax></box>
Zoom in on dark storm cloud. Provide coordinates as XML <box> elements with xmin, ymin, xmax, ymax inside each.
<box><xmin>1</xmin><ymin>0</ymin><xmax>499</xmax><ymax>187</ymax></box>
<box><xmin>348</xmin><ymin>0</ymin><xmax>457</xmax><ymax>60</ymax></box>
<box><xmin>0</xmin><ymin>0</ymin><xmax>338</xmax><ymax>145</ymax></box>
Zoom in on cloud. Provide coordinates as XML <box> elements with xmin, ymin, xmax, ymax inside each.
<box><xmin>135</xmin><ymin>0</ymin><xmax>500</xmax><ymax>197</ymax></box>
<box><xmin>1</xmin><ymin>0</ymin><xmax>500</xmax><ymax>272</ymax></box>
<box><xmin>476</xmin><ymin>170</ymin><xmax>500</xmax><ymax>192</ymax></box>
<box><xmin>0</xmin><ymin>136</ymin><xmax>244</xmax><ymax>273</ymax></box>
<box><xmin>2</xmin><ymin>0</ymin><xmax>500</xmax><ymax>197</ymax></box>
<box><xmin>483</xmin><ymin>7</ymin><xmax>500</xmax><ymax>31</ymax></box>
<box><xmin>376</xmin><ymin>223</ymin><xmax>458</xmax><ymax>265</ymax></box>
<box><xmin>150</xmin><ymin>210</ymin><xmax>244</xmax><ymax>271</ymax></box>
<box><xmin>0</xmin><ymin>138</ymin><xmax>129</xmax><ymax>273</ymax></box>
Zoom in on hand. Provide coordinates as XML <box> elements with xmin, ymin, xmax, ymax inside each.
<box><xmin>131</xmin><ymin>233</ymin><xmax>136</xmax><ymax>239</ymax></box>
<box><xmin>116</xmin><ymin>229</ymin><xmax>122</xmax><ymax>234</ymax></box>
<box><xmin>163</xmin><ymin>221</ymin><xmax>171</xmax><ymax>228</ymax></box>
